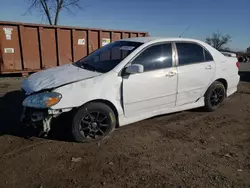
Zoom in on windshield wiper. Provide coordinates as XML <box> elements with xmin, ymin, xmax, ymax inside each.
<box><xmin>80</xmin><ymin>63</ymin><xmax>98</xmax><ymax>72</ymax></box>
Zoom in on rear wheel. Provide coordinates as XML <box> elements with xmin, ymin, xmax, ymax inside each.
<box><xmin>72</xmin><ymin>102</ymin><xmax>116</xmax><ymax>142</ymax></box>
<box><xmin>204</xmin><ymin>81</ymin><xmax>226</xmax><ymax>112</ymax></box>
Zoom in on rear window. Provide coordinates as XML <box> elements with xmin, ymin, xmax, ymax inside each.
<box><xmin>176</xmin><ymin>42</ymin><xmax>214</xmax><ymax>65</ymax></box>
<box><xmin>176</xmin><ymin>43</ymin><xmax>205</xmax><ymax>65</ymax></box>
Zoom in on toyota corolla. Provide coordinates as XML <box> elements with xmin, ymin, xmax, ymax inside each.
<box><xmin>21</xmin><ymin>37</ymin><xmax>240</xmax><ymax>142</ymax></box>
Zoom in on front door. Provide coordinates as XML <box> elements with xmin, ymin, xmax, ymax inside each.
<box><xmin>175</xmin><ymin>42</ymin><xmax>215</xmax><ymax>106</ymax></box>
<box><xmin>122</xmin><ymin>43</ymin><xmax>178</xmax><ymax>117</ymax></box>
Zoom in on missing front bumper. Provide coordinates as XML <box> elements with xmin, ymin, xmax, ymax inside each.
<box><xmin>21</xmin><ymin>107</ymin><xmax>53</xmax><ymax>136</ymax></box>
<box><xmin>21</xmin><ymin>107</ymin><xmax>72</xmax><ymax>136</ymax></box>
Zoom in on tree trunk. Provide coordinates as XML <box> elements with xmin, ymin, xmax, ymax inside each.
<box><xmin>54</xmin><ymin>0</ymin><xmax>63</xmax><ymax>25</ymax></box>
<box><xmin>40</xmin><ymin>0</ymin><xmax>53</xmax><ymax>25</ymax></box>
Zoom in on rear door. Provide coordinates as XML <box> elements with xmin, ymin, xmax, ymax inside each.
<box><xmin>175</xmin><ymin>42</ymin><xmax>215</xmax><ymax>106</ymax></box>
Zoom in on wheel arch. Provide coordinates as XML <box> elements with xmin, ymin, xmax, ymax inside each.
<box><xmin>205</xmin><ymin>78</ymin><xmax>228</xmax><ymax>97</ymax></box>
<box><xmin>215</xmin><ymin>78</ymin><xmax>228</xmax><ymax>91</ymax></box>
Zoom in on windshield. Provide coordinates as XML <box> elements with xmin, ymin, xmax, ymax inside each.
<box><xmin>74</xmin><ymin>41</ymin><xmax>143</xmax><ymax>73</ymax></box>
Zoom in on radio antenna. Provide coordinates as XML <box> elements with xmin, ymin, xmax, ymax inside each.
<box><xmin>179</xmin><ymin>24</ymin><xmax>192</xmax><ymax>38</ymax></box>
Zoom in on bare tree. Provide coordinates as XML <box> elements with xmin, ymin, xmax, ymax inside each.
<box><xmin>205</xmin><ymin>32</ymin><xmax>231</xmax><ymax>50</ymax></box>
<box><xmin>25</xmin><ymin>0</ymin><xmax>82</xmax><ymax>25</ymax></box>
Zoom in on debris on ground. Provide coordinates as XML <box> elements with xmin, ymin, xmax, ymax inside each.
<box><xmin>71</xmin><ymin>157</ymin><xmax>82</xmax><ymax>162</ymax></box>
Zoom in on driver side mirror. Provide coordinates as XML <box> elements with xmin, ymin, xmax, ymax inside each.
<box><xmin>125</xmin><ymin>64</ymin><xmax>144</xmax><ymax>74</ymax></box>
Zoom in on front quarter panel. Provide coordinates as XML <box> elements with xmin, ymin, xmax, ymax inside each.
<box><xmin>51</xmin><ymin>72</ymin><xmax>124</xmax><ymax>115</ymax></box>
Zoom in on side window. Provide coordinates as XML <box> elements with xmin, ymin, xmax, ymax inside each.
<box><xmin>176</xmin><ymin>43</ymin><xmax>205</xmax><ymax>65</ymax></box>
<box><xmin>204</xmin><ymin>49</ymin><xmax>213</xmax><ymax>61</ymax></box>
<box><xmin>132</xmin><ymin>43</ymin><xmax>172</xmax><ymax>71</ymax></box>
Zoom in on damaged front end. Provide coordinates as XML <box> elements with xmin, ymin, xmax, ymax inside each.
<box><xmin>19</xmin><ymin>63</ymin><xmax>102</xmax><ymax>137</ymax></box>
<box><xmin>20</xmin><ymin>91</ymin><xmax>71</xmax><ymax>137</ymax></box>
<box><xmin>21</xmin><ymin>107</ymin><xmax>52</xmax><ymax>136</ymax></box>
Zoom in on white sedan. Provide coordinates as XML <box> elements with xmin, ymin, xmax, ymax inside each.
<box><xmin>21</xmin><ymin>37</ymin><xmax>240</xmax><ymax>142</ymax></box>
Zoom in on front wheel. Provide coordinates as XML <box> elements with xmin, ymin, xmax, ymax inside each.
<box><xmin>72</xmin><ymin>102</ymin><xmax>116</xmax><ymax>142</ymax></box>
<box><xmin>204</xmin><ymin>81</ymin><xmax>226</xmax><ymax>112</ymax></box>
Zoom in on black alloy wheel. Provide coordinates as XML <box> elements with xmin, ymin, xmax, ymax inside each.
<box><xmin>204</xmin><ymin>81</ymin><xmax>226</xmax><ymax>112</ymax></box>
<box><xmin>79</xmin><ymin>111</ymin><xmax>110</xmax><ymax>139</ymax></box>
<box><xmin>72</xmin><ymin>102</ymin><xmax>116</xmax><ymax>142</ymax></box>
<box><xmin>210</xmin><ymin>86</ymin><xmax>225</xmax><ymax>107</ymax></box>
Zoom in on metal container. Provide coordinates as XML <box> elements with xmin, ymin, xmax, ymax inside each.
<box><xmin>0</xmin><ymin>21</ymin><xmax>149</xmax><ymax>75</ymax></box>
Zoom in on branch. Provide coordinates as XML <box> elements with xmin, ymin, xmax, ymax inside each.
<box><xmin>23</xmin><ymin>0</ymin><xmax>40</xmax><ymax>16</ymax></box>
<box><xmin>206</xmin><ymin>32</ymin><xmax>231</xmax><ymax>50</ymax></box>
<box><xmin>62</xmin><ymin>0</ymin><xmax>82</xmax><ymax>8</ymax></box>
<box><xmin>54</xmin><ymin>0</ymin><xmax>64</xmax><ymax>25</ymax></box>
<box><xmin>61</xmin><ymin>0</ymin><xmax>83</xmax><ymax>12</ymax></box>
<box><xmin>40</xmin><ymin>0</ymin><xmax>53</xmax><ymax>25</ymax></box>
<box><xmin>25</xmin><ymin>0</ymin><xmax>83</xmax><ymax>25</ymax></box>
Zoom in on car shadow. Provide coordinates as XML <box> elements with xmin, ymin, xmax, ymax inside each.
<box><xmin>0</xmin><ymin>90</ymin><xmax>26</xmax><ymax>137</ymax></box>
<box><xmin>0</xmin><ymin>90</ymin><xmax>73</xmax><ymax>141</ymax></box>
<box><xmin>239</xmin><ymin>71</ymin><xmax>250</xmax><ymax>82</ymax></box>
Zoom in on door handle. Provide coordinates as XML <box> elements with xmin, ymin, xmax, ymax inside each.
<box><xmin>205</xmin><ymin>65</ymin><xmax>212</xmax><ymax>69</ymax></box>
<box><xmin>166</xmin><ymin>71</ymin><xmax>176</xmax><ymax>77</ymax></box>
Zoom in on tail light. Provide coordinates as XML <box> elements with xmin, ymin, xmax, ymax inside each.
<box><xmin>236</xmin><ymin>62</ymin><xmax>240</xmax><ymax>69</ymax></box>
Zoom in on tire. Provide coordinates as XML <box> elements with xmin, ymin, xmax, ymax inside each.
<box><xmin>72</xmin><ymin>102</ymin><xmax>116</xmax><ymax>142</ymax></box>
<box><xmin>204</xmin><ymin>81</ymin><xmax>226</xmax><ymax>112</ymax></box>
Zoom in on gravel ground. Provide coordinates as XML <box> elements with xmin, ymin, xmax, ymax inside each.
<box><xmin>0</xmin><ymin>64</ymin><xmax>249</xmax><ymax>188</ymax></box>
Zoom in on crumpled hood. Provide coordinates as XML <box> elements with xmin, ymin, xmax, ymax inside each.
<box><xmin>22</xmin><ymin>64</ymin><xmax>102</xmax><ymax>94</ymax></box>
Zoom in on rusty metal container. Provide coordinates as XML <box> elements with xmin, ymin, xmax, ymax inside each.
<box><xmin>0</xmin><ymin>21</ymin><xmax>149</xmax><ymax>75</ymax></box>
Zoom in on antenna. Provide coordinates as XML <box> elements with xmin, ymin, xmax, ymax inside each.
<box><xmin>179</xmin><ymin>24</ymin><xmax>192</xmax><ymax>38</ymax></box>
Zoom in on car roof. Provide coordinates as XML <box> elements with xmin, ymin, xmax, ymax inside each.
<box><xmin>119</xmin><ymin>37</ymin><xmax>204</xmax><ymax>44</ymax></box>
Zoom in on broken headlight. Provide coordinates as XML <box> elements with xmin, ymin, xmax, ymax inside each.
<box><xmin>23</xmin><ymin>92</ymin><xmax>62</xmax><ymax>108</ymax></box>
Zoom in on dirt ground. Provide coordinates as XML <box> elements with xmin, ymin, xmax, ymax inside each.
<box><xmin>0</xmin><ymin>65</ymin><xmax>250</xmax><ymax>188</ymax></box>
